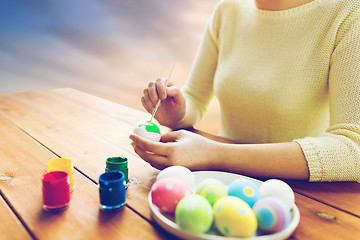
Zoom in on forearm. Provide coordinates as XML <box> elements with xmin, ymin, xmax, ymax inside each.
<box><xmin>210</xmin><ymin>141</ymin><xmax>310</xmax><ymax>180</ymax></box>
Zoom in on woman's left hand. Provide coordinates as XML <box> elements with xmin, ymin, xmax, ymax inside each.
<box><xmin>129</xmin><ymin>130</ymin><xmax>220</xmax><ymax>170</ymax></box>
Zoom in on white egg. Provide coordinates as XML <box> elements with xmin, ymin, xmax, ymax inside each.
<box><xmin>133</xmin><ymin>121</ymin><xmax>161</xmax><ymax>142</ymax></box>
<box><xmin>156</xmin><ymin>166</ymin><xmax>195</xmax><ymax>188</ymax></box>
<box><xmin>260</xmin><ymin>179</ymin><xmax>295</xmax><ymax>209</ymax></box>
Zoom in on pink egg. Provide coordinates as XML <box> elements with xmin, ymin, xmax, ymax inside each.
<box><xmin>151</xmin><ymin>178</ymin><xmax>193</xmax><ymax>214</ymax></box>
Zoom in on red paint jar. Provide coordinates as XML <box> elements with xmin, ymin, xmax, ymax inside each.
<box><xmin>42</xmin><ymin>171</ymin><xmax>70</xmax><ymax>210</ymax></box>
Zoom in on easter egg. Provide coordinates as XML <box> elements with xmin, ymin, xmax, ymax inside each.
<box><xmin>151</xmin><ymin>178</ymin><xmax>193</xmax><ymax>214</ymax></box>
<box><xmin>156</xmin><ymin>166</ymin><xmax>195</xmax><ymax>188</ymax></box>
<box><xmin>260</xmin><ymin>179</ymin><xmax>295</xmax><ymax>209</ymax></box>
<box><xmin>196</xmin><ymin>178</ymin><xmax>227</xmax><ymax>206</ymax></box>
<box><xmin>175</xmin><ymin>195</ymin><xmax>213</xmax><ymax>234</ymax></box>
<box><xmin>133</xmin><ymin>121</ymin><xmax>161</xmax><ymax>141</ymax></box>
<box><xmin>228</xmin><ymin>179</ymin><xmax>262</xmax><ymax>207</ymax></box>
<box><xmin>253</xmin><ymin>197</ymin><xmax>292</xmax><ymax>234</ymax></box>
<box><xmin>213</xmin><ymin>196</ymin><xmax>257</xmax><ymax>237</ymax></box>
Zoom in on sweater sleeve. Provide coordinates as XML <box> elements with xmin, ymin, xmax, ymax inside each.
<box><xmin>294</xmin><ymin>7</ymin><xmax>360</xmax><ymax>182</ymax></box>
<box><xmin>181</xmin><ymin>2</ymin><xmax>222</xmax><ymax>121</ymax></box>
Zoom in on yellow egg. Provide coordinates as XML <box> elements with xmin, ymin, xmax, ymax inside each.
<box><xmin>213</xmin><ymin>196</ymin><xmax>257</xmax><ymax>238</ymax></box>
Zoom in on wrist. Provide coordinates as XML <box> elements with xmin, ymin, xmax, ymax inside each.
<box><xmin>171</xmin><ymin>99</ymin><xmax>199</xmax><ymax>130</ymax></box>
<box><xmin>205</xmin><ymin>142</ymin><xmax>229</xmax><ymax>171</ymax></box>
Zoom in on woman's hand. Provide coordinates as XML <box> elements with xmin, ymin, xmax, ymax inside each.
<box><xmin>129</xmin><ymin>130</ymin><xmax>221</xmax><ymax>170</ymax></box>
<box><xmin>130</xmin><ymin>130</ymin><xmax>310</xmax><ymax>180</ymax></box>
<box><xmin>142</xmin><ymin>77</ymin><xmax>186</xmax><ymax>128</ymax></box>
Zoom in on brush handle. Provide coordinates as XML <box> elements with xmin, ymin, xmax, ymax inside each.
<box><xmin>149</xmin><ymin>63</ymin><xmax>176</xmax><ymax>122</ymax></box>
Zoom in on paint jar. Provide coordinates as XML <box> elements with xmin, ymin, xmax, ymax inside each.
<box><xmin>99</xmin><ymin>171</ymin><xmax>126</xmax><ymax>210</ymax></box>
<box><xmin>42</xmin><ymin>171</ymin><xmax>70</xmax><ymax>210</ymax></box>
<box><xmin>48</xmin><ymin>158</ymin><xmax>75</xmax><ymax>190</ymax></box>
<box><xmin>105</xmin><ymin>157</ymin><xmax>128</xmax><ymax>184</ymax></box>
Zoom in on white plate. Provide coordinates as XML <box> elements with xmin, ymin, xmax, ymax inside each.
<box><xmin>148</xmin><ymin>171</ymin><xmax>300</xmax><ymax>240</ymax></box>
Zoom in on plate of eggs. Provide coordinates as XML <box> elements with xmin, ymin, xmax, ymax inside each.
<box><xmin>148</xmin><ymin>166</ymin><xmax>300</xmax><ymax>240</ymax></box>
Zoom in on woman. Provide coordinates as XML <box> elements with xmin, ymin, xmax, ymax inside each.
<box><xmin>129</xmin><ymin>0</ymin><xmax>360</xmax><ymax>182</ymax></box>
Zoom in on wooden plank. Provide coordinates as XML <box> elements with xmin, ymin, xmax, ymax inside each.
<box><xmin>287</xmin><ymin>181</ymin><xmax>360</xmax><ymax>218</ymax></box>
<box><xmin>0</xmin><ymin>90</ymin><xmax>233</xmax><ymax>222</ymax></box>
<box><xmin>1</xmin><ymin>89</ymin><xmax>359</xmax><ymax>238</ymax></box>
<box><xmin>3</xmin><ymin>89</ymin><xmax>169</xmax><ymax>168</ymax></box>
<box><xmin>8</xmin><ymin>89</ymin><xmax>149</xmax><ymax>154</ymax></box>
<box><xmin>0</xmin><ymin>115</ymin><xmax>169</xmax><ymax>240</ymax></box>
<box><xmin>0</xmin><ymin>195</ymin><xmax>32</xmax><ymax>240</ymax></box>
<box><xmin>0</xmin><ymin>92</ymin><xmax>159</xmax><ymax>221</ymax></box>
<box><xmin>45</xmin><ymin>88</ymin><xmax>167</xmax><ymax>131</ymax></box>
<box><xmin>292</xmin><ymin>193</ymin><xmax>360</xmax><ymax>239</ymax></box>
<box><xmin>42</xmin><ymin>89</ymin><xmax>360</xmax><ymax>217</ymax></box>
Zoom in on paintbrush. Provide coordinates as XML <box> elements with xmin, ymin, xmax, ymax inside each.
<box><xmin>149</xmin><ymin>63</ymin><xmax>176</xmax><ymax>122</ymax></box>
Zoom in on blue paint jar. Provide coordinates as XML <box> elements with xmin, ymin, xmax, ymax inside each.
<box><xmin>99</xmin><ymin>171</ymin><xmax>126</xmax><ymax>210</ymax></box>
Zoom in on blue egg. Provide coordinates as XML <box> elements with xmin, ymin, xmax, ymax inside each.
<box><xmin>228</xmin><ymin>179</ymin><xmax>262</xmax><ymax>207</ymax></box>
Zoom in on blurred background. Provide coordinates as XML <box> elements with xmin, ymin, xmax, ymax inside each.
<box><xmin>0</xmin><ymin>0</ymin><xmax>220</xmax><ymax>134</ymax></box>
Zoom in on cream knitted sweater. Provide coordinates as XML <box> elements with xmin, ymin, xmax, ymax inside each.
<box><xmin>182</xmin><ymin>0</ymin><xmax>360</xmax><ymax>182</ymax></box>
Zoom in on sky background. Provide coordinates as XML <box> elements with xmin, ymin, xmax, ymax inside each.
<box><xmin>0</xmin><ymin>0</ymin><xmax>220</xmax><ymax>133</ymax></box>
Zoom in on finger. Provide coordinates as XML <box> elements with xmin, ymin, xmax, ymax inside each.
<box><xmin>166</xmin><ymin>86</ymin><xmax>181</xmax><ymax>97</ymax></box>
<box><xmin>160</xmin><ymin>131</ymin><xmax>181</xmax><ymax>143</ymax></box>
<box><xmin>131</xmin><ymin>141</ymin><xmax>168</xmax><ymax>168</ymax></box>
<box><xmin>166</xmin><ymin>86</ymin><xmax>185</xmax><ymax>103</ymax></box>
<box><xmin>156</xmin><ymin>77</ymin><xmax>167</xmax><ymax>100</ymax></box>
<box><xmin>148</xmin><ymin>81</ymin><xmax>159</xmax><ymax>107</ymax></box>
<box><xmin>141</xmin><ymin>95</ymin><xmax>152</xmax><ymax>114</ymax></box>
<box><xmin>160</xmin><ymin>130</ymin><xmax>187</xmax><ymax>143</ymax></box>
<box><xmin>142</xmin><ymin>89</ymin><xmax>155</xmax><ymax>111</ymax></box>
<box><xmin>129</xmin><ymin>133</ymin><xmax>168</xmax><ymax>155</ymax></box>
<box><xmin>167</xmin><ymin>80</ymin><xmax>175</xmax><ymax>87</ymax></box>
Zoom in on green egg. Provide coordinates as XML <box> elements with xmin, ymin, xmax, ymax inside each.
<box><xmin>200</xmin><ymin>186</ymin><xmax>227</xmax><ymax>206</ymax></box>
<box><xmin>196</xmin><ymin>178</ymin><xmax>227</xmax><ymax>206</ymax></box>
<box><xmin>138</xmin><ymin>121</ymin><xmax>161</xmax><ymax>134</ymax></box>
<box><xmin>133</xmin><ymin>121</ymin><xmax>161</xmax><ymax>141</ymax></box>
<box><xmin>175</xmin><ymin>195</ymin><xmax>213</xmax><ymax>234</ymax></box>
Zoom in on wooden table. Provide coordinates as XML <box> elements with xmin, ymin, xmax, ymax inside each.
<box><xmin>0</xmin><ymin>88</ymin><xmax>359</xmax><ymax>240</ymax></box>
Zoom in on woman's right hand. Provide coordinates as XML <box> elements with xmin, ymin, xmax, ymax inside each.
<box><xmin>142</xmin><ymin>77</ymin><xmax>186</xmax><ymax>128</ymax></box>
